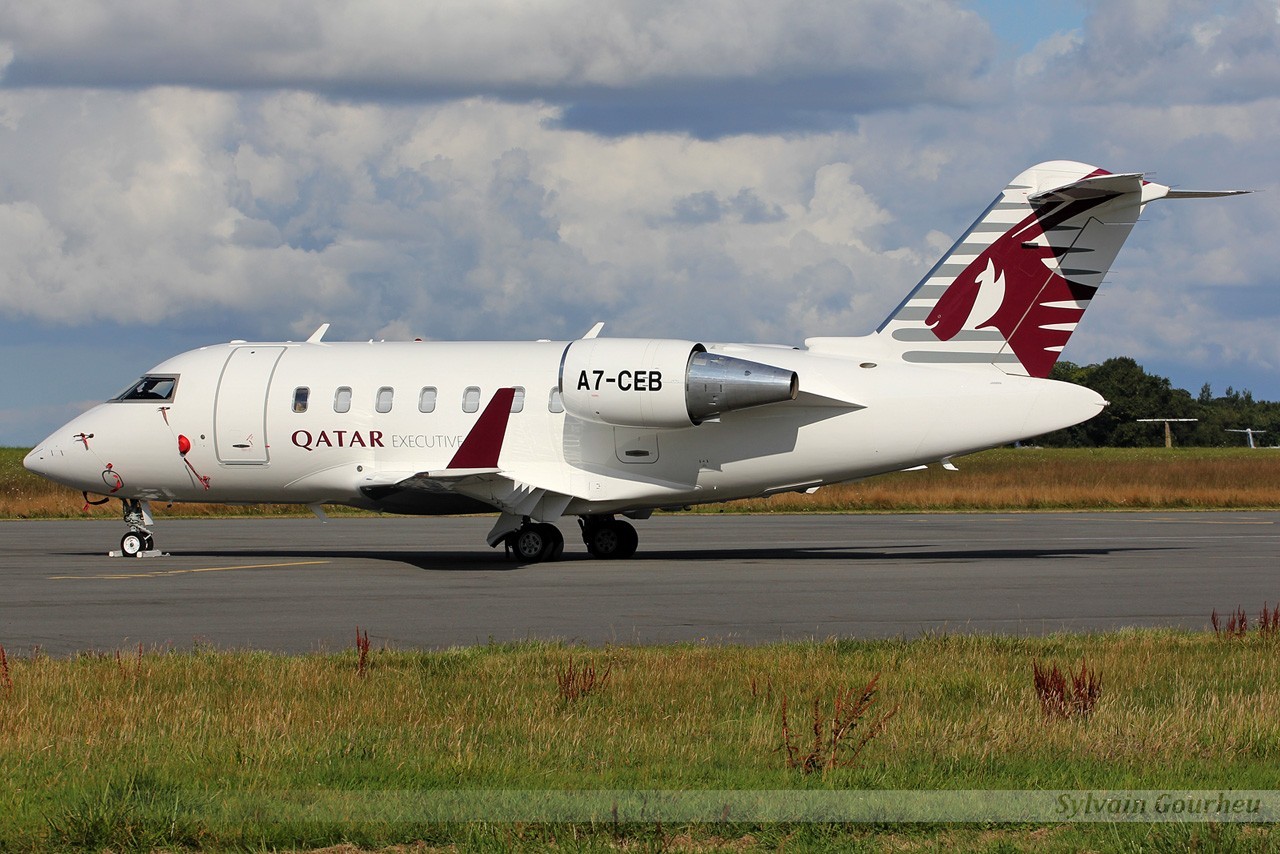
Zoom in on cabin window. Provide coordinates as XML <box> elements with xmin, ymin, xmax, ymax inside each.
<box><xmin>112</xmin><ymin>375</ymin><xmax>178</xmax><ymax>403</ymax></box>
<box><xmin>333</xmin><ymin>387</ymin><xmax>352</xmax><ymax>413</ymax></box>
<box><xmin>418</xmin><ymin>387</ymin><xmax>437</xmax><ymax>413</ymax></box>
<box><xmin>548</xmin><ymin>388</ymin><xmax>564</xmax><ymax>413</ymax></box>
<box><xmin>510</xmin><ymin>387</ymin><xmax>525</xmax><ymax>414</ymax></box>
<box><xmin>462</xmin><ymin>386</ymin><xmax>481</xmax><ymax>413</ymax></box>
<box><xmin>292</xmin><ymin>387</ymin><xmax>310</xmax><ymax>413</ymax></box>
<box><xmin>375</xmin><ymin>387</ymin><xmax>394</xmax><ymax>413</ymax></box>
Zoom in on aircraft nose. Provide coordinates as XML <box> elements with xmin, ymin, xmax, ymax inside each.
<box><xmin>23</xmin><ymin>444</ymin><xmax>56</xmax><ymax>477</ymax></box>
<box><xmin>24</xmin><ymin>435</ymin><xmax>77</xmax><ymax>481</ymax></box>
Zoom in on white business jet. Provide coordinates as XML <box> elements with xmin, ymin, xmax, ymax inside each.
<box><xmin>24</xmin><ymin>161</ymin><xmax>1245</xmax><ymax>561</ymax></box>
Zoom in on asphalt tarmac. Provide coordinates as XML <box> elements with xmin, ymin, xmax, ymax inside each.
<box><xmin>1</xmin><ymin>512</ymin><xmax>1276</xmax><ymax>655</ymax></box>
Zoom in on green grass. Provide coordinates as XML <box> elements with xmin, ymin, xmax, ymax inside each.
<box><xmin>3</xmin><ymin>632</ymin><xmax>1280</xmax><ymax>850</ymax></box>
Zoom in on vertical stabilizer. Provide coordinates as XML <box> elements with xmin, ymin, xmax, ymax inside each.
<box><xmin>871</xmin><ymin>161</ymin><xmax>1164</xmax><ymax>378</ymax></box>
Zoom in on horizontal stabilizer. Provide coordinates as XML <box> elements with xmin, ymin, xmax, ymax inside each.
<box><xmin>1162</xmin><ymin>188</ymin><xmax>1251</xmax><ymax>199</ymax></box>
<box><xmin>1029</xmin><ymin>172</ymin><xmax>1143</xmax><ymax>203</ymax></box>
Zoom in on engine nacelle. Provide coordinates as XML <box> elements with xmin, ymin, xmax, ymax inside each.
<box><xmin>559</xmin><ymin>338</ymin><xmax>798</xmax><ymax>428</ymax></box>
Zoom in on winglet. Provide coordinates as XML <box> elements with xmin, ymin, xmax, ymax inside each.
<box><xmin>306</xmin><ymin>323</ymin><xmax>331</xmax><ymax>343</ymax></box>
<box><xmin>582</xmin><ymin>322</ymin><xmax>605</xmax><ymax>339</ymax></box>
<box><xmin>448</xmin><ymin>388</ymin><xmax>516</xmax><ymax>468</ymax></box>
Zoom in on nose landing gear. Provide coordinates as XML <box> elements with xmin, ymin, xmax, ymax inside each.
<box><xmin>119</xmin><ymin>529</ymin><xmax>155</xmax><ymax>557</ymax></box>
<box><xmin>110</xmin><ymin>498</ymin><xmax>166</xmax><ymax>558</ymax></box>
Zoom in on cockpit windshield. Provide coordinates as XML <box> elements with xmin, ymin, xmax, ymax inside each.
<box><xmin>112</xmin><ymin>375</ymin><xmax>179</xmax><ymax>402</ymax></box>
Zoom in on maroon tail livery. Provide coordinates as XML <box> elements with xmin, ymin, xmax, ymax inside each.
<box><xmin>877</xmin><ymin>162</ymin><xmax>1164</xmax><ymax>378</ymax></box>
<box><xmin>926</xmin><ymin>189</ymin><xmax>1115</xmax><ymax>378</ymax></box>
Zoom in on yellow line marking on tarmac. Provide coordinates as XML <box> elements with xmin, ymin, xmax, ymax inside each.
<box><xmin>50</xmin><ymin>560</ymin><xmax>331</xmax><ymax>580</ymax></box>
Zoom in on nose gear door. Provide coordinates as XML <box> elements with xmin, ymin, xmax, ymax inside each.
<box><xmin>214</xmin><ymin>346</ymin><xmax>285</xmax><ymax>464</ymax></box>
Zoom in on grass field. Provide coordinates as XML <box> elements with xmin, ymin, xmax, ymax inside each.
<box><xmin>4</xmin><ymin>446</ymin><xmax>1280</xmax><ymax>520</ymax></box>
<box><xmin>2</xmin><ymin>632</ymin><xmax>1280</xmax><ymax>851</ymax></box>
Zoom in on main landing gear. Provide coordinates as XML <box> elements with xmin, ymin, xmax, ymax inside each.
<box><xmin>500</xmin><ymin>515</ymin><xmax>639</xmax><ymax>563</ymax></box>
<box><xmin>579</xmin><ymin>516</ymin><xmax>639</xmax><ymax>560</ymax></box>
<box><xmin>111</xmin><ymin>498</ymin><xmax>164</xmax><ymax>558</ymax></box>
<box><xmin>503</xmin><ymin>520</ymin><xmax>565</xmax><ymax>563</ymax></box>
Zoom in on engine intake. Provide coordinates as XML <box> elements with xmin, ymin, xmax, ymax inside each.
<box><xmin>559</xmin><ymin>338</ymin><xmax>798</xmax><ymax>428</ymax></box>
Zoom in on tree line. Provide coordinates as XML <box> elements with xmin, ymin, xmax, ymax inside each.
<box><xmin>1035</xmin><ymin>357</ymin><xmax>1279</xmax><ymax>448</ymax></box>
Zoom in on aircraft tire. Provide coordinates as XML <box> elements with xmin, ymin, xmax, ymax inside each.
<box><xmin>510</xmin><ymin>525</ymin><xmax>557</xmax><ymax>563</ymax></box>
<box><xmin>121</xmin><ymin>531</ymin><xmax>146</xmax><ymax>557</ymax></box>
<box><xmin>535</xmin><ymin>523</ymin><xmax>564</xmax><ymax>561</ymax></box>
<box><xmin>615</xmin><ymin>520</ymin><xmax>639</xmax><ymax>559</ymax></box>
<box><xmin>584</xmin><ymin>519</ymin><xmax>638</xmax><ymax>560</ymax></box>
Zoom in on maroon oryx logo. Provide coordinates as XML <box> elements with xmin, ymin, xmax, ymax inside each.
<box><xmin>926</xmin><ymin>193</ymin><xmax>1111</xmax><ymax>378</ymax></box>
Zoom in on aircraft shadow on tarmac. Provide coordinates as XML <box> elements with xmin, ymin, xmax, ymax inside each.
<box><xmin>115</xmin><ymin>543</ymin><xmax>1171</xmax><ymax>571</ymax></box>
<box><xmin>633</xmin><ymin>545</ymin><xmax>1170</xmax><ymax>563</ymax></box>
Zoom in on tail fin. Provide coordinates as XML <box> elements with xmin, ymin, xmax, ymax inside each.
<box><xmin>857</xmin><ymin>160</ymin><xmax>1241</xmax><ymax>378</ymax></box>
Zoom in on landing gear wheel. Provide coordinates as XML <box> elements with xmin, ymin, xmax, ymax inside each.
<box><xmin>121</xmin><ymin>531</ymin><xmax>147</xmax><ymax>557</ymax></box>
<box><xmin>535</xmin><ymin>523</ymin><xmax>565</xmax><ymax>561</ymax></box>
<box><xmin>115</xmin><ymin>498</ymin><xmax>159</xmax><ymax>558</ymax></box>
<box><xmin>583</xmin><ymin>518</ymin><xmax>639</xmax><ymax>559</ymax></box>
<box><xmin>510</xmin><ymin>523</ymin><xmax>564</xmax><ymax>563</ymax></box>
<box><xmin>509</xmin><ymin>527</ymin><xmax>547</xmax><ymax>562</ymax></box>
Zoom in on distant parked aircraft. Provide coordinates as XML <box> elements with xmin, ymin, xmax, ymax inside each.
<box><xmin>1227</xmin><ymin>428</ymin><xmax>1268</xmax><ymax>449</ymax></box>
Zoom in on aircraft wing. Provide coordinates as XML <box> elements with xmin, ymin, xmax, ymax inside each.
<box><xmin>355</xmin><ymin>387</ymin><xmax>582</xmax><ymax>539</ymax></box>
<box><xmin>366</xmin><ymin>465</ymin><xmax>576</xmax><ymax>514</ymax></box>
<box><xmin>360</xmin><ymin>465</ymin><xmax>580</xmax><ymax>546</ymax></box>
<box><xmin>397</xmin><ymin>467</ymin><xmax>502</xmax><ymax>483</ymax></box>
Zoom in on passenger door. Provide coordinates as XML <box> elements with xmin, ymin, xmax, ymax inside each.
<box><xmin>214</xmin><ymin>346</ymin><xmax>285</xmax><ymax>464</ymax></box>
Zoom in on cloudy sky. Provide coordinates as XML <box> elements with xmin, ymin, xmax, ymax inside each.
<box><xmin>1</xmin><ymin>0</ymin><xmax>1276</xmax><ymax>445</ymax></box>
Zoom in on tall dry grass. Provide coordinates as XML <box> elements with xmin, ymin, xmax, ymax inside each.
<box><xmin>4</xmin><ymin>446</ymin><xmax>1279</xmax><ymax>519</ymax></box>
<box><xmin>720</xmin><ymin>447</ymin><xmax>1280</xmax><ymax>512</ymax></box>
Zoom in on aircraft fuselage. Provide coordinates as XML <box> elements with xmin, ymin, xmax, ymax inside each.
<box><xmin>26</xmin><ymin>338</ymin><xmax>1101</xmax><ymax>516</ymax></box>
